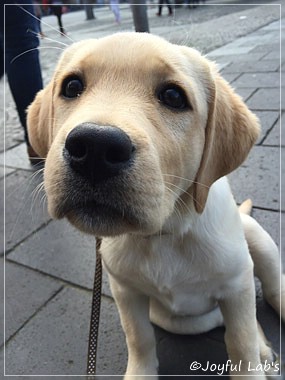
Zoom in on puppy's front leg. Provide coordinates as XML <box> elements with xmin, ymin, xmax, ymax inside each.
<box><xmin>219</xmin><ymin>268</ymin><xmax>266</xmax><ymax>380</ymax></box>
<box><xmin>109</xmin><ymin>275</ymin><xmax>158</xmax><ymax>380</ymax></box>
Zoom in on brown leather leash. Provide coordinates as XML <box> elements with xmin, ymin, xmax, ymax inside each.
<box><xmin>87</xmin><ymin>237</ymin><xmax>102</xmax><ymax>376</ymax></box>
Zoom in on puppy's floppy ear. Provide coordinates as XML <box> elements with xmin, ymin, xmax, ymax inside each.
<box><xmin>193</xmin><ymin>65</ymin><xmax>260</xmax><ymax>213</ymax></box>
<box><xmin>27</xmin><ymin>82</ymin><xmax>53</xmax><ymax>158</ymax></box>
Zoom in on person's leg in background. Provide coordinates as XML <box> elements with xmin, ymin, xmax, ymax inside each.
<box><xmin>110</xmin><ymin>0</ymin><xmax>121</xmax><ymax>24</ymax></box>
<box><xmin>156</xmin><ymin>0</ymin><xmax>163</xmax><ymax>16</ymax></box>
<box><xmin>52</xmin><ymin>6</ymin><xmax>66</xmax><ymax>35</ymax></box>
<box><xmin>0</xmin><ymin>1</ymin><xmax>43</xmax><ymax>162</ymax></box>
<box><xmin>166</xmin><ymin>0</ymin><xmax>172</xmax><ymax>15</ymax></box>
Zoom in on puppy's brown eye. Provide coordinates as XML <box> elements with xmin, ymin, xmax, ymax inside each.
<box><xmin>158</xmin><ymin>85</ymin><xmax>188</xmax><ymax>110</ymax></box>
<box><xmin>62</xmin><ymin>77</ymin><xmax>84</xmax><ymax>98</ymax></box>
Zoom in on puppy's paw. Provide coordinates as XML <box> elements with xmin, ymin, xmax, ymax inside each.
<box><xmin>263</xmin><ymin>354</ymin><xmax>280</xmax><ymax>378</ymax></box>
<box><xmin>124</xmin><ymin>370</ymin><xmax>158</xmax><ymax>380</ymax></box>
<box><xmin>124</xmin><ymin>362</ymin><xmax>158</xmax><ymax>380</ymax></box>
<box><xmin>124</xmin><ymin>376</ymin><xmax>158</xmax><ymax>380</ymax></box>
<box><xmin>124</xmin><ymin>342</ymin><xmax>158</xmax><ymax>380</ymax></box>
<box><xmin>260</xmin><ymin>343</ymin><xmax>280</xmax><ymax>377</ymax></box>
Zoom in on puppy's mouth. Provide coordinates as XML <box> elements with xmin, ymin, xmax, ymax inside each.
<box><xmin>66</xmin><ymin>202</ymin><xmax>123</xmax><ymax>219</ymax></box>
<box><xmin>55</xmin><ymin>196</ymin><xmax>139</xmax><ymax>236</ymax></box>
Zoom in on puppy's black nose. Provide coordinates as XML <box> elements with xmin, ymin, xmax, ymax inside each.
<box><xmin>64</xmin><ymin>123</ymin><xmax>135</xmax><ymax>183</ymax></box>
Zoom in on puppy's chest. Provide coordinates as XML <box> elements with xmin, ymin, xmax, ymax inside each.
<box><xmin>102</xmin><ymin>236</ymin><xmax>231</xmax><ymax>315</ymax></box>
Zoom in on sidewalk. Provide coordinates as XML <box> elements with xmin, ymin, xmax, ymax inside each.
<box><xmin>1</xmin><ymin>6</ymin><xmax>284</xmax><ymax>379</ymax></box>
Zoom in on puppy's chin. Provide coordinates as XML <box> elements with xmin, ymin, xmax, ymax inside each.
<box><xmin>48</xmin><ymin>201</ymin><xmax>163</xmax><ymax>237</ymax></box>
<box><xmin>67</xmin><ymin>209</ymin><xmax>138</xmax><ymax>237</ymax></box>
<box><xmin>66</xmin><ymin>212</ymin><xmax>136</xmax><ymax>237</ymax></box>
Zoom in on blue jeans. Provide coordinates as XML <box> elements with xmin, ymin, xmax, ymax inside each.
<box><xmin>0</xmin><ymin>1</ymin><xmax>43</xmax><ymax>145</ymax></box>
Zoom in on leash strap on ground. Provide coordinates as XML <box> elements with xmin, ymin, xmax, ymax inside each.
<box><xmin>87</xmin><ymin>237</ymin><xmax>102</xmax><ymax>375</ymax></box>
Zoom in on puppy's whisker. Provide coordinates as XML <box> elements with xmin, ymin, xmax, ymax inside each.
<box><xmin>171</xmin><ymin>12</ymin><xmax>192</xmax><ymax>47</ymax></box>
<box><xmin>26</xmin><ymin>28</ymin><xmax>40</xmax><ymax>37</ymax></box>
<box><xmin>164</xmin><ymin>182</ymin><xmax>193</xmax><ymax>214</ymax></box>
<box><xmin>27</xmin><ymin>28</ymin><xmax>69</xmax><ymax>48</ymax></box>
<box><xmin>17</xmin><ymin>5</ymin><xmax>75</xmax><ymax>44</ymax></box>
<box><xmin>37</xmin><ymin>187</ymin><xmax>46</xmax><ymax>210</ymax></box>
<box><xmin>40</xmin><ymin>193</ymin><xmax>48</xmax><ymax>215</ymax></box>
<box><xmin>175</xmin><ymin>199</ymin><xmax>189</xmax><ymax>219</ymax></box>
<box><xmin>30</xmin><ymin>180</ymin><xmax>44</xmax><ymax>199</ymax></box>
<box><xmin>41</xmin><ymin>35</ymin><xmax>69</xmax><ymax>48</ymax></box>
<box><xmin>162</xmin><ymin>174</ymin><xmax>210</xmax><ymax>189</ymax></box>
<box><xmin>29</xmin><ymin>166</ymin><xmax>44</xmax><ymax>180</ymax></box>
<box><xmin>38</xmin><ymin>185</ymin><xmax>48</xmax><ymax>209</ymax></box>
<box><xmin>10</xmin><ymin>46</ymin><xmax>65</xmax><ymax>64</ymax></box>
<box><xmin>165</xmin><ymin>181</ymin><xmax>205</xmax><ymax>217</ymax></box>
<box><xmin>164</xmin><ymin>185</ymin><xmax>188</xmax><ymax>226</ymax></box>
<box><xmin>29</xmin><ymin>160</ymin><xmax>46</xmax><ymax>171</ymax></box>
<box><xmin>30</xmin><ymin>181</ymin><xmax>46</xmax><ymax>215</ymax></box>
<box><xmin>27</xmin><ymin>170</ymin><xmax>45</xmax><ymax>202</ymax></box>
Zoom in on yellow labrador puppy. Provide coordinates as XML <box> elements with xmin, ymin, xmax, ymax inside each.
<box><xmin>27</xmin><ymin>32</ymin><xmax>284</xmax><ymax>379</ymax></box>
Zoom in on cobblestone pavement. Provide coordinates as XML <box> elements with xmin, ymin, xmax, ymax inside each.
<box><xmin>1</xmin><ymin>3</ymin><xmax>284</xmax><ymax>379</ymax></box>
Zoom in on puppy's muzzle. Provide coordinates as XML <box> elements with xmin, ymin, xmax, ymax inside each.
<box><xmin>64</xmin><ymin>122</ymin><xmax>135</xmax><ymax>184</ymax></box>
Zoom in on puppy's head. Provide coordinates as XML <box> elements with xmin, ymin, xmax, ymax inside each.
<box><xmin>28</xmin><ymin>32</ymin><xmax>259</xmax><ymax>236</ymax></box>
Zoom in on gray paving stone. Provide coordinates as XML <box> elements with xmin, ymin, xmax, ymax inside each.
<box><xmin>246</xmin><ymin>88</ymin><xmax>281</xmax><ymax>111</ymax></box>
<box><xmin>1</xmin><ymin>170</ymin><xmax>50</xmax><ymax>254</ymax></box>
<box><xmin>0</xmin><ymin>166</ymin><xmax>15</xmax><ymax>180</ymax></box>
<box><xmin>231</xmin><ymin>72</ymin><xmax>280</xmax><ymax>88</ymax></box>
<box><xmin>207</xmin><ymin>45</ymin><xmax>255</xmax><ymax>57</ymax></box>
<box><xmin>0</xmin><ymin>348</ymin><xmax>71</xmax><ymax>380</ymax></box>
<box><xmin>3</xmin><ymin>259</ymin><xmax>62</xmax><ymax>345</ymax></box>
<box><xmin>253</xmin><ymin>110</ymin><xmax>279</xmax><ymax>144</ymax></box>
<box><xmin>220</xmin><ymin>72</ymin><xmax>241</xmax><ymax>84</ymax></box>
<box><xmin>0</xmin><ymin>143</ymin><xmax>35</xmax><ymax>172</ymax></box>
<box><xmin>261</xmin><ymin>20</ymin><xmax>282</xmax><ymax>31</ymax></box>
<box><xmin>223</xmin><ymin>60</ymin><xmax>280</xmax><ymax>74</ymax></box>
<box><xmin>4</xmin><ymin>287</ymin><xmax>126</xmax><ymax>376</ymax></box>
<box><xmin>235</xmin><ymin>32</ymin><xmax>278</xmax><ymax>47</ymax></box>
<box><xmin>262</xmin><ymin>116</ymin><xmax>281</xmax><ymax>146</ymax></box>
<box><xmin>0</xmin><ymin>350</ymin><xmax>34</xmax><ymax>380</ymax></box>
<box><xmin>234</xmin><ymin>87</ymin><xmax>256</xmax><ymax>102</ymax></box>
<box><xmin>215</xmin><ymin>61</ymin><xmax>231</xmax><ymax>71</ymax></box>
<box><xmin>262</xmin><ymin>50</ymin><xmax>281</xmax><ymax>61</ymax></box>
<box><xmin>1</xmin><ymin>79</ymin><xmax>26</xmax><ymax>153</ymax></box>
<box><xmin>228</xmin><ymin>146</ymin><xmax>280</xmax><ymax>211</ymax></box>
<box><xmin>8</xmin><ymin>220</ymin><xmax>112</xmax><ymax>297</ymax></box>
<box><xmin>251</xmin><ymin>43</ymin><xmax>280</xmax><ymax>55</ymax></box>
<box><xmin>208</xmin><ymin>52</ymin><xmax>267</xmax><ymax>63</ymax></box>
